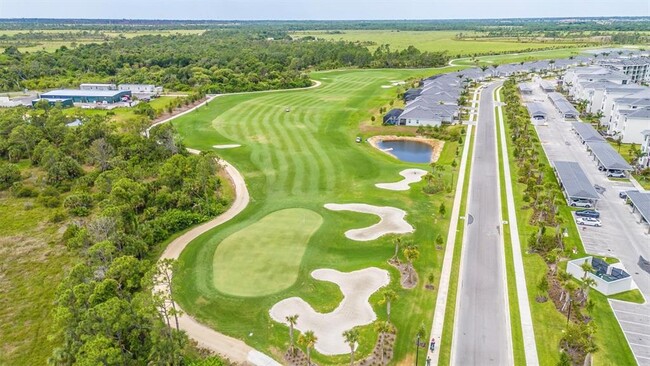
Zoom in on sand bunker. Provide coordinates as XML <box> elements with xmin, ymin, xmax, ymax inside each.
<box><xmin>213</xmin><ymin>144</ymin><xmax>241</xmax><ymax>149</ymax></box>
<box><xmin>269</xmin><ymin>268</ymin><xmax>390</xmax><ymax>355</ymax></box>
<box><xmin>324</xmin><ymin>203</ymin><xmax>414</xmax><ymax>241</ymax></box>
<box><xmin>375</xmin><ymin>169</ymin><xmax>428</xmax><ymax>191</ymax></box>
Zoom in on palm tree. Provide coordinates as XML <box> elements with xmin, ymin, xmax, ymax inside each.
<box><xmin>403</xmin><ymin>245</ymin><xmax>420</xmax><ymax>283</ymax></box>
<box><xmin>581</xmin><ymin>277</ymin><xmax>597</xmax><ymax>304</ymax></box>
<box><xmin>374</xmin><ymin>321</ymin><xmax>392</xmax><ymax>365</ymax></box>
<box><xmin>286</xmin><ymin>314</ymin><xmax>299</xmax><ymax>354</ymax></box>
<box><xmin>379</xmin><ymin>289</ymin><xmax>398</xmax><ymax>322</ymax></box>
<box><xmin>299</xmin><ymin>330</ymin><xmax>317</xmax><ymax>366</ymax></box>
<box><xmin>342</xmin><ymin>328</ymin><xmax>359</xmax><ymax>365</ymax></box>
<box><xmin>391</xmin><ymin>237</ymin><xmax>402</xmax><ymax>262</ymax></box>
<box><xmin>480</xmin><ymin>64</ymin><xmax>489</xmax><ymax>72</ymax></box>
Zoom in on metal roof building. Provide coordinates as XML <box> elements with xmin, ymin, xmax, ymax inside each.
<box><xmin>539</xmin><ymin>79</ymin><xmax>557</xmax><ymax>92</ymax></box>
<box><xmin>526</xmin><ymin>102</ymin><xmax>547</xmax><ymax>120</ymax></box>
<box><xmin>626</xmin><ymin>191</ymin><xmax>650</xmax><ymax>233</ymax></box>
<box><xmin>584</xmin><ymin>141</ymin><xmax>633</xmax><ymax>171</ymax></box>
<box><xmin>519</xmin><ymin>83</ymin><xmax>534</xmax><ymax>94</ymax></box>
<box><xmin>572</xmin><ymin>122</ymin><xmax>606</xmax><ymax>143</ymax></box>
<box><xmin>553</xmin><ymin>161</ymin><xmax>599</xmax><ymax>202</ymax></box>
<box><xmin>548</xmin><ymin>92</ymin><xmax>579</xmax><ymax>119</ymax></box>
<box><xmin>40</xmin><ymin>89</ymin><xmax>131</xmax><ymax>104</ymax></box>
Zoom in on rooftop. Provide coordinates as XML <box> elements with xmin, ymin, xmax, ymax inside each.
<box><xmin>553</xmin><ymin>161</ymin><xmax>599</xmax><ymax>200</ymax></box>
<box><xmin>41</xmin><ymin>89</ymin><xmax>129</xmax><ymax>97</ymax></box>
<box><xmin>572</xmin><ymin>122</ymin><xmax>606</xmax><ymax>143</ymax></box>
<box><xmin>626</xmin><ymin>191</ymin><xmax>650</xmax><ymax>224</ymax></box>
<box><xmin>585</xmin><ymin>141</ymin><xmax>633</xmax><ymax>171</ymax></box>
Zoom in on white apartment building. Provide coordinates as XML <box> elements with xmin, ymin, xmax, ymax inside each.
<box><xmin>608</xmin><ymin>106</ymin><xmax>650</xmax><ymax>144</ymax></box>
<box><xmin>600</xmin><ymin>57</ymin><xmax>650</xmax><ymax>84</ymax></box>
<box><xmin>640</xmin><ymin>130</ymin><xmax>650</xmax><ymax>168</ymax></box>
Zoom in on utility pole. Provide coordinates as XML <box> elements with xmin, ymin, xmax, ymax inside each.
<box><xmin>415</xmin><ymin>334</ymin><xmax>421</xmax><ymax>365</ymax></box>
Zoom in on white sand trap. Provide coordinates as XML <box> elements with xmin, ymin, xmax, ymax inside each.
<box><xmin>381</xmin><ymin>85</ymin><xmax>393</xmax><ymax>88</ymax></box>
<box><xmin>324</xmin><ymin>203</ymin><xmax>414</xmax><ymax>241</ymax></box>
<box><xmin>269</xmin><ymin>268</ymin><xmax>390</xmax><ymax>355</ymax></box>
<box><xmin>375</xmin><ymin>168</ymin><xmax>428</xmax><ymax>191</ymax></box>
<box><xmin>213</xmin><ymin>144</ymin><xmax>241</xmax><ymax>149</ymax></box>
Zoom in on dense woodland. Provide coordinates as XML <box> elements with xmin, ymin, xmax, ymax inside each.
<box><xmin>0</xmin><ymin>30</ymin><xmax>449</xmax><ymax>92</ymax></box>
<box><xmin>0</xmin><ymin>104</ymin><xmax>229</xmax><ymax>364</ymax></box>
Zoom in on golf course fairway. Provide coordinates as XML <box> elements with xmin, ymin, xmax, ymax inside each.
<box><xmin>213</xmin><ymin>208</ymin><xmax>323</xmax><ymax>297</ymax></box>
<box><xmin>172</xmin><ymin>68</ymin><xmax>461</xmax><ymax>364</ymax></box>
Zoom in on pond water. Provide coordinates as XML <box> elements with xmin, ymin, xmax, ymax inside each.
<box><xmin>376</xmin><ymin>139</ymin><xmax>432</xmax><ymax>163</ymax></box>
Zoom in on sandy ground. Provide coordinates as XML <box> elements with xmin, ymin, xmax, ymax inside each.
<box><xmin>269</xmin><ymin>268</ymin><xmax>390</xmax><ymax>355</ymax></box>
<box><xmin>324</xmin><ymin>203</ymin><xmax>414</xmax><ymax>241</ymax></box>
<box><xmin>213</xmin><ymin>144</ymin><xmax>241</xmax><ymax>149</ymax></box>
<box><xmin>367</xmin><ymin>135</ymin><xmax>444</xmax><ymax>163</ymax></box>
<box><xmin>375</xmin><ymin>168</ymin><xmax>428</xmax><ymax>191</ymax></box>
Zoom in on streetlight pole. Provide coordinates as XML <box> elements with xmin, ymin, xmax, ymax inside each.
<box><xmin>566</xmin><ymin>298</ymin><xmax>572</xmax><ymax>326</ymax></box>
<box><xmin>415</xmin><ymin>334</ymin><xmax>420</xmax><ymax>366</ymax></box>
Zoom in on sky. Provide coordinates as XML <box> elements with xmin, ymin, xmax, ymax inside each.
<box><xmin>1</xmin><ymin>0</ymin><xmax>649</xmax><ymax>20</ymax></box>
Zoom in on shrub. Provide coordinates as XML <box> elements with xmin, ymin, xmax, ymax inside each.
<box><xmin>10</xmin><ymin>182</ymin><xmax>38</xmax><ymax>198</ymax></box>
<box><xmin>49</xmin><ymin>209</ymin><xmax>67</xmax><ymax>223</ymax></box>
<box><xmin>63</xmin><ymin>192</ymin><xmax>94</xmax><ymax>216</ymax></box>
<box><xmin>0</xmin><ymin>162</ymin><xmax>21</xmax><ymax>190</ymax></box>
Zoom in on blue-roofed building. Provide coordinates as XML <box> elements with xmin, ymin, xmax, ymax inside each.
<box><xmin>383</xmin><ymin>108</ymin><xmax>403</xmax><ymax>125</ymax></box>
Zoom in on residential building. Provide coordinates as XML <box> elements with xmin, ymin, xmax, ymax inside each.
<box><xmin>639</xmin><ymin>130</ymin><xmax>650</xmax><ymax>168</ymax></box>
<box><xmin>608</xmin><ymin>106</ymin><xmax>650</xmax><ymax>144</ymax></box>
<box><xmin>599</xmin><ymin>57</ymin><xmax>650</xmax><ymax>83</ymax></box>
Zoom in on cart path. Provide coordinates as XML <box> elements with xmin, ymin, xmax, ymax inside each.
<box><xmin>158</xmin><ymin>150</ymin><xmax>279</xmax><ymax>365</ymax></box>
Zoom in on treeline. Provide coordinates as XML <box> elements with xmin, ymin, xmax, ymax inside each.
<box><xmin>0</xmin><ymin>30</ymin><xmax>449</xmax><ymax>92</ymax></box>
<box><xmin>0</xmin><ymin>105</ymin><xmax>228</xmax><ymax>365</ymax></box>
<box><xmin>2</xmin><ymin>18</ymin><xmax>650</xmax><ymax>32</ymax></box>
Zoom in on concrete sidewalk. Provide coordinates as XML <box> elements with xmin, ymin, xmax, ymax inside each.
<box><xmin>495</xmin><ymin>87</ymin><xmax>540</xmax><ymax>365</ymax></box>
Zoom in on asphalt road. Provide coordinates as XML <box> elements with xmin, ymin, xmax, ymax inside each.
<box><xmin>452</xmin><ymin>82</ymin><xmax>513</xmax><ymax>365</ymax></box>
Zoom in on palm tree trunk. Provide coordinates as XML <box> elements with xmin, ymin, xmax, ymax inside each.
<box><xmin>387</xmin><ymin>301</ymin><xmax>391</xmax><ymax>322</ymax></box>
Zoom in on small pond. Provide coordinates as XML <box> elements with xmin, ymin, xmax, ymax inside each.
<box><xmin>376</xmin><ymin>139</ymin><xmax>432</xmax><ymax>163</ymax></box>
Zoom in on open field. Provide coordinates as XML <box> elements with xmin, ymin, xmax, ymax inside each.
<box><xmin>0</xmin><ymin>29</ymin><xmax>205</xmax><ymax>52</ymax></box>
<box><xmin>172</xmin><ymin>68</ymin><xmax>461</xmax><ymax>363</ymax></box>
<box><xmin>0</xmin><ymin>191</ymin><xmax>74</xmax><ymax>365</ymax></box>
<box><xmin>291</xmin><ymin>30</ymin><xmax>587</xmax><ymax>56</ymax></box>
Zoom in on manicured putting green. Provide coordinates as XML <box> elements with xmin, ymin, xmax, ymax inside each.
<box><xmin>212</xmin><ymin>208</ymin><xmax>323</xmax><ymax>297</ymax></box>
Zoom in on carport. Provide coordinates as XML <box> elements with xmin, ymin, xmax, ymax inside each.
<box><xmin>626</xmin><ymin>191</ymin><xmax>650</xmax><ymax>234</ymax></box>
<box><xmin>548</xmin><ymin>92</ymin><xmax>579</xmax><ymax>119</ymax></box>
<box><xmin>526</xmin><ymin>102</ymin><xmax>547</xmax><ymax>121</ymax></box>
<box><xmin>585</xmin><ymin>141</ymin><xmax>633</xmax><ymax>174</ymax></box>
<box><xmin>572</xmin><ymin>122</ymin><xmax>606</xmax><ymax>144</ymax></box>
<box><xmin>519</xmin><ymin>83</ymin><xmax>534</xmax><ymax>95</ymax></box>
<box><xmin>553</xmin><ymin>161</ymin><xmax>600</xmax><ymax>207</ymax></box>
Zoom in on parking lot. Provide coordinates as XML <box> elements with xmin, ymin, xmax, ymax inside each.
<box><xmin>522</xmin><ymin>79</ymin><xmax>650</xmax><ymax>365</ymax></box>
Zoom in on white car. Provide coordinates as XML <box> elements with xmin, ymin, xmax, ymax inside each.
<box><xmin>576</xmin><ymin>217</ymin><xmax>602</xmax><ymax>227</ymax></box>
<box><xmin>607</xmin><ymin>170</ymin><xmax>626</xmax><ymax>178</ymax></box>
<box><xmin>570</xmin><ymin>199</ymin><xmax>593</xmax><ymax>208</ymax></box>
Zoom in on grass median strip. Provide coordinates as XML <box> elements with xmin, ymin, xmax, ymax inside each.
<box><xmin>495</xmin><ymin>103</ymin><xmax>526</xmax><ymax>366</ymax></box>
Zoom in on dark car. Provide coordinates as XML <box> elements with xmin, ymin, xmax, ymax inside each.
<box><xmin>575</xmin><ymin>209</ymin><xmax>600</xmax><ymax>219</ymax></box>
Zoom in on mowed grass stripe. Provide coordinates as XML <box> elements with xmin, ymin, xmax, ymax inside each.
<box><xmin>266</xmin><ymin>105</ymin><xmax>306</xmax><ymax>195</ymax></box>
<box><xmin>300</xmin><ymin>110</ymin><xmax>338</xmax><ymax>192</ymax></box>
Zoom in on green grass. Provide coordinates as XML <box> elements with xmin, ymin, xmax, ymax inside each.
<box><xmin>452</xmin><ymin>48</ymin><xmax>590</xmax><ymax>66</ymax></box>
<box><xmin>0</xmin><ymin>193</ymin><xmax>75</xmax><ymax>366</ymax></box>
<box><xmin>69</xmin><ymin>96</ymin><xmax>177</xmax><ymax>123</ymax></box>
<box><xmin>291</xmin><ymin>30</ymin><xmax>586</xmax><ymax>57</ymax></box>
<box><xmin>609</xmin><ymin>289</ymin><xmax>646</xmax><ymax>304</ymax></box>
<box><xmin>494</xmin><ymin>102</ymin><xmax>526</xmax><ymax>366</ymax></box>
<box><xmin>172</xmin><ymin>68</ymin><xmax>461</xmax><ymax>364</ymax></box>
<box><xmin>499</xmin><ymin>89</ymin><xmax>637</xmax><ymax>366</ymax></box>
<box><xmin>438</xmin><ymin>125</ymin><xmax>475</xmax><ymax>366</ymax></box>
<box><xmin>212</xmin><ymin>208</ymin><xmax>323</xmax><ymax>297</ymax></box>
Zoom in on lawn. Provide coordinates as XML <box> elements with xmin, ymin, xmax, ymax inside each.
<box><xmin>172</xmin><ymin>68</ymin><xmax>460</xmax><ymax>364</ymax></box>
<box><xmin>498</xmin><ymin>89</ymin><xmax>637</xmax><ymax>366</ymax></box>
<box><xmin>212</xmin><ymin>208</ymin><xmax>323</xmax><ymax>297</ymax></box>
<box><xmin>290</xmin><ymin>30</ymin><xmax>586</xmax><ymax>57</ymax></box>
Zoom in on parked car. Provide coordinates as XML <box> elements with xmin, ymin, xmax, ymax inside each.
<box><xmin>576</xmin><ymin>217</ymin><xmax>602</xmax><ymax>227</ymax></box>
<box><xmin>619</xmin><ymin>190</ymin><xmax>637</xmax><ymax>199</ymax></box>
<box><xmin>575</xmin><ymin>210</ymin><xmax>600</xmax><ymax>219</ymax></box>
<box><xmin>607</xmin><ymin>170</ymin><xmax>626</xmax><ymax>178</ymax></box>
<box><xmin>570</xmin><ymin>199</ymin><xmax>593</xmax><ymax>208</ymax></box>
